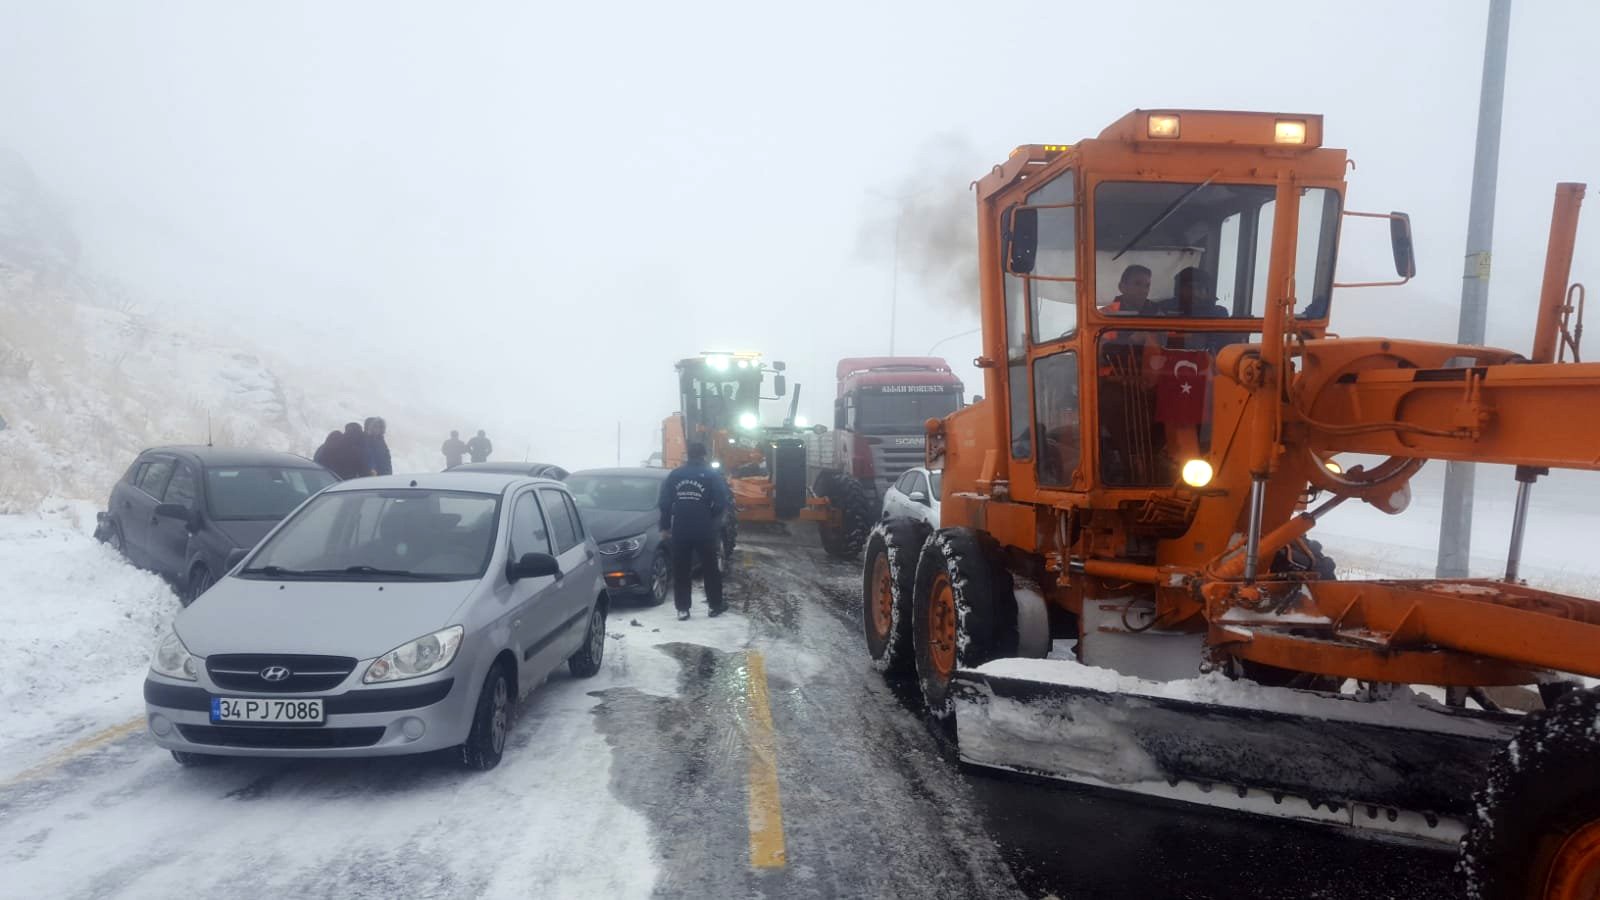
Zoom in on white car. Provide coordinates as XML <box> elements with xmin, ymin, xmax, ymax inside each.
<box><xmin>881</xmin><ymin>467</ymin><xmax>940</xmax><ymax>529</ymax></box>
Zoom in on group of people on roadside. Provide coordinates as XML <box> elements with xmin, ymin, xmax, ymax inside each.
<box><xmin>314</xmin><ymin>417</ymin><xmax>392</xmax><ymax>480</ymax></box>
<box><xmin>441</xmin><ymin>430</ymin><xmax>493</xmax><ymax>469</ymax></box>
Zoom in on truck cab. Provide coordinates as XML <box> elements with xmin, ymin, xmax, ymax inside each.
<box><xmin>830</xmin><ymin>357</ymin><xmax>964</xmax><ymax>500</ymax></box>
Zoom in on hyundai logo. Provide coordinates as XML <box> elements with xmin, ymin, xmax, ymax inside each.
<box><xmin>259</xmin><ymin>666</ymin><xmax>293</xmax><ymax>682</ymax></box>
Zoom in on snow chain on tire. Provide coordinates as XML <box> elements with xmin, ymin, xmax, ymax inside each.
<box><xmin>862</xmin><ymin>518</ymin><xmax>929</xmax><ymax>675</ymax></box>
<box><xmin>1459</xmin><ymin>686</ymin><xmax>1600</xmax><ymax>898</ymax></box>
<box><xmin>818</xmin><ymin>473</ymin><xmax>874</xmax><ymax>560</ymax></box>
<box><xmin>912</xmin><ymin>527</ymin><xmax>1016</xmax><ymax>721</ymax></box>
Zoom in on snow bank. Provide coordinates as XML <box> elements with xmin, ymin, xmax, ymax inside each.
<box><xmin>0</xmin><ymin>512</ymin><xmax>179</xmax><ymax>776</ymax></box>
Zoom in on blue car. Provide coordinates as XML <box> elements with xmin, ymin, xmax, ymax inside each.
<box><xmin>96</xmin><ymin>446</ymin><xmax>337</xmax><ymax>604</ymax></box>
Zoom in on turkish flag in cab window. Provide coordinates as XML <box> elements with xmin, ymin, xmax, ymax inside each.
<box><xmin>1151</xmin><ymin>349</ymin><xmax>1211</xmax><ymax>427</ymax></box>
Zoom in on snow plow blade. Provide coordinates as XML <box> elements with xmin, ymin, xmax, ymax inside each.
<box><xmin>951</xmin><ymin>660</ymin><xmax>1521</xmax><ymax>845</ymax></box>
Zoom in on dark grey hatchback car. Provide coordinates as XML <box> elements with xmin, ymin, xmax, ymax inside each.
<box><xmin>96</xmin><ymin>446</ymin><xmax>336</xmax><ymax>604</ymax></box>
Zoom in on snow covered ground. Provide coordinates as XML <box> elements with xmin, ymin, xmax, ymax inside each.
<box><xmin>0</xmin><ymin>510</ymin><xmax>748</xmax><ymax>898</ymax></box>
<box><xmin>0</xmin><ymin>508</ymin><xmax>179</xmax><ymax>779</ymax></box>
<box><xmin>1316</xmin><ymin>463</ymin><xmax>1600</xmax><ymax>596</ymax></box>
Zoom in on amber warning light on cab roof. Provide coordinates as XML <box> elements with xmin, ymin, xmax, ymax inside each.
<box><xmin>1098</xmin><ymin>109</ymin><xmax>1324</xmax><ymax>148</ymax></box>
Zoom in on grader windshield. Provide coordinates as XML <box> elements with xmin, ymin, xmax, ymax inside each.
<box><xmin>1093</xmin><ymin>181</ymin><xmax>1341</xmax><ymax>319</ymax></box>
<box><xmin>677</xmin><ymin>359</ymin><xmax>763</xmax><ymax>441</ymax></box>
<box><xmin>1088</xmin><ymin>181</ymin><xmax>1342</xmax><ymax>486</ymax></box>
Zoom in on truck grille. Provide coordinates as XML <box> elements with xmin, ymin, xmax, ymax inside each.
<box><xmin>207</xmin><ymin>654</ymin><xmax>357</xmax><ymax>693</ymax></box>
<box><xmin>177</xmin><ymin>724</ymin><xmax>385</xmax><ymax>749</ymax></box>
<box><xmin>873</xmin><ymin>446</ymin><xmax>927</xmax><ymax>496</ymax></box>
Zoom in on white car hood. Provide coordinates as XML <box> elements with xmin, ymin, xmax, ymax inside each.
<box><xmin>175</xmin><ymin>575</ymin><xmax>478</xmax><ymax>660</ymax></box>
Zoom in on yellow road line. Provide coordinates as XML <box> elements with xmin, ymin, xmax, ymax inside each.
<box><xmin>743</xmin><ymin>650</ymin><xmax>787</xmax><ymax>869</ymax></box>
<box><xmin>3</xmin><ymin>716</ymin><xmax>144</xmax><ymax>788</ymax></box>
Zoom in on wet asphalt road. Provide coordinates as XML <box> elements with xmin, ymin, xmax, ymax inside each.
<box><xmin>0</xmin><ymin>527</ymin><xmax>1462</xmax><ymax>899</ymax></box>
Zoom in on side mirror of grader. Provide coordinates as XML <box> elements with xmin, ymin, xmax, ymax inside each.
<box><xmin>1390</xmin><ymin>212</ymin><xmax>1417</xmax><ymax>278</ymax></box>
<box><xmin>774</xmin><ymin>374</ymin><xmax>787</xmax><ymax>397</ymax></box>
<box><xmin>1005</xmin><ymin>205</ymin><xmax>1038</xmax><ymax>275</ymax></box>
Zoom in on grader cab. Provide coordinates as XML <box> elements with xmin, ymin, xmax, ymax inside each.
<box><xmin>864</xmin><ymin>109</ymin><xmax>1600</xmax><ymax>896</ymax></box>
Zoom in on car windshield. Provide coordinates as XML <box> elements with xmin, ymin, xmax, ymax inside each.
<box><xmin>205</xmin><ymin>466</ymin><xmax>336</xmax><ymax>520</ymax></box>
<box><xmin>567</xmin><ymin>474</ymin><xmax>662</xmax><ymax>512</ymax></box>
<box><xmin>855</xmin><ymin>390</ymin><xmax>961</xmax><ymax>433</ymax></box>
<box><xmin>241</xmin><ymin>489</ymin><xmax>500</xmax><ymax>580</ymax></box>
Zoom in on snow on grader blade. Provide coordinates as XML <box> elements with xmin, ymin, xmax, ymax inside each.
<box><xmin>866</xmin><ymin>109</ymin><xmax>1600</xmax><ymax>894</ymax></box>
<box><xmin>952</xmin><ymin>662</ymin><xmax>1517</xmax><ymax>844</ymax></box>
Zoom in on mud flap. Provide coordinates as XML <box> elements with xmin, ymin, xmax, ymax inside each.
<box><xmin>950</xmin><ymin>662</ymin><xmax>1521</xmax><ymax>845</ymax></box>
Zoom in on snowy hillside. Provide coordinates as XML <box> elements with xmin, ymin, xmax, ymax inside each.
<box><xmin>0</xmin><ymin>152</ymin><xmax>460</xmax><ymax>513</ymax></box>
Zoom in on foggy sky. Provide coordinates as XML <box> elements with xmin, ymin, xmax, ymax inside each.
<box><xmin>2</xmin><ymin>0</ymin><xmax>1596</xmax><ymax>469</ymax></box>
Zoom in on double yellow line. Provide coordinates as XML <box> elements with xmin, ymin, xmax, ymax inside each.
<box><xmin>742</xmin><ymin>650</ymin><xmax>787</xmax><ymax>869</ymax></box>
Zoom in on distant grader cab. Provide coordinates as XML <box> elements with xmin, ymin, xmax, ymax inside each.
<box><xmin>864</xmin><ymin>109</ymin><xmax>1600</xmax><ymax>897</ymax></box>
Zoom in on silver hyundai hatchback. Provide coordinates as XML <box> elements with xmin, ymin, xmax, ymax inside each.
<box><xmin>143</xmin><ymin>472</ymin><xmax>608</xmax><ymax>770</ymax></box>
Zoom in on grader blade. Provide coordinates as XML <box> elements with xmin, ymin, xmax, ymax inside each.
<box><xmin>951</xmin><ymin>661</ymin><xmax>1520</xmax><ymax>845</ymax></box>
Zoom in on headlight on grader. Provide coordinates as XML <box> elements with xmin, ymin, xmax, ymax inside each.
<box><xmin>1147</xmin><ymin>113</ymin><xmax>1181</xmax><ymax>139</ymax></box>
<box><xmin>739</xmin><ymin>412</ymin><xmax>759</xmax><ymax>430</ymax></box>
<box><xmin>1181</xmin><ymin>458</ymin><xmax>1214</xmax><ymax>488</ymax></box>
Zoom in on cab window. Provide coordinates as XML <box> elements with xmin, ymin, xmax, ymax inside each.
<box><xmin>1033</xmin><ymin>352</ymin><xmax>1080</xmax><ymax>486</ymax></box>
<box><xmin>1093</xmin><ymin>181</ymin><xmax>1340</xmax><ymax>319</ymax></box>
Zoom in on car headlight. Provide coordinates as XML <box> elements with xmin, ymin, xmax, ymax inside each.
<box><xmin>364</xmin><ymin>626</ymin><xmax>464</xmax><ymax>684</ymax></box>
<box><xmin>599</xmin><ymin>533</ymin><xmax>647</xmax><ymax>557</ymax></box>
<box><xmin>150</xmin><ymin>628</ymin><xmax>199</xmax><ymax>681</ymax></box>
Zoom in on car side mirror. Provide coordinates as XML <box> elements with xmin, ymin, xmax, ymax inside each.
<box><xmin>1389</xmin><ymin>211</ymin><xmax>1416</xmax><ymax>278</ymax></box>
<box><xmin>225</xmin><ymin>548</ymin><xmax>249</xmax><ymax>571</ymax></box>
<box><xmin>1005</xmin><ymin>205</ymin><xmax>1038</xmax><ymax>275</ymax></box>
<box><xmin>507</xmin><ymin>552</ymin><xmax>561</xmax><ymax>582</ymax></box>
<box><xmin>908</xmin><ymin>491</ymin><xmax>929</xmax><ymax>505</ymax></box>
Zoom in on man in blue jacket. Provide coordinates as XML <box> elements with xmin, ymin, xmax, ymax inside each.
<box><xmin>659</xmin><ymin>441</ymin><xmax>731</xmax><ymax>620</ymax></box>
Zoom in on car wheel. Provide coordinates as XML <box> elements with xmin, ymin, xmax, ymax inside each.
<box><xmin>568</xmin><ymin>601</ymin><xmax>607</xmax><ymax>678</ymax></box>
<box><xmin>105</xmin><ymin>520</ymin><xmax>126</xmax><ymax>557</ymax></box>
<box><xmin>649</xmin><ymin>551</ymin><xmax>671</xmax><ymax>606</ymax></box>
<box><xmin>170</xmin><ymin>750</ymin><xmax>217</xmax><ymax>767</ymax></box>
<box><xmin>183</xmin><ymin>565</ymin><xmax>214</xmax><ymax>607</ymax></box>
<box><xmin>458</xmin><ymin>664</ymin><xmax>512</xmax><ymax>771</ymax></box>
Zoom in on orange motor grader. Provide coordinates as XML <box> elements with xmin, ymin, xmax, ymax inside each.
<box><xmin>663</xmin><ymin>351</ymin><xmax>875</xmax><ymax>559</ymax></box>
<box><xmin>863</xmin><ymin>109</ymin><xmax>1600</xmax><ymax>897</ymax></box>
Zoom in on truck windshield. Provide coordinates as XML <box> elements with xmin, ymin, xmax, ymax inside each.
<box><xmin>1094</xmin><ymin>181</ymin><xmax>1341</xmax><ymax>321</ymax></box>
<box><xmin>855</xmin><ymin>391</ymin><xmax>961</xmax><ymax>433</ymax></box>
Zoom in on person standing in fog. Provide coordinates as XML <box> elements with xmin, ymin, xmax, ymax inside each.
<box><xmin>322</xmin><ymin>422</ymin><xmax>367</xmax><ymax>480</ymax></box>
<box><xmin>466</xmin><ymin>430</ymin><xmax>493</xmax><ymax>463</ymax></box>
<box><xmin>364</xmin><ymin>416</ymin><xmax>393</xmax><ymax>476</ymax></box>
<box><xmin>313</xmin><ymin>430</ymin><xmax>343</xmax><ymax>470</ymax></box>
<box><xmin>441</xmin><ymin>430</ymin><xmax>467</xmax><ymax>469</ymax></box>
<box><xmin>658</xmin><ymin>441</ymin><xmax>730</xmax><ymax>620</ymax></box>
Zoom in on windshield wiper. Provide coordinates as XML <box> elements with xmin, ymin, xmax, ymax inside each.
<box><xmin>239</xmin><ymin>565</ymin><xmax>307</xmax><ymax>578</ymax></box>
<box><xmin>1111</xmin><ymin>172</ymin><xmax>1219</xmax><ymax>261</ymax></box>
<box><xmin>297</xmin><ymin>565</ymin><xmax>448</xmax><ymax>580</ymax></box>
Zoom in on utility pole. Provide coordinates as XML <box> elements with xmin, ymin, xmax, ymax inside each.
<box><xmin>889</xmin><ymin>214</ymin><xmax>901</xmax><ymax>357</ymax></box>
<box><xmin>1437</xmin><ymin>0</ymin><xmax>1512</xmax><ymax>578</ymax></box>
<box><xmin>616</xmin><ymin>421</ymin><xmax>622</xmax><ymax>467</ymax></box>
